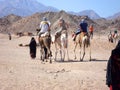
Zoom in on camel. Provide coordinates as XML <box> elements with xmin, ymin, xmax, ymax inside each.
<box><xmin>51</xmin><ymin>30</ymin><xmax>69</xmax><ymax>61</ymax></box>
<box><xmin>108</xmin><ymin>32</ymin><xmax>119</xmax><ymax>43</ymax></box>
<box><xmin>108</xmin><ymin>33</ymin><xmax>113</xmax><ymax>43</ymax></box>
<box><xmin>113</xmin><ymin>33</ymin><xmax>119</xmax><ymax>43</ymax></box>
<box><xmin>38</xmin><ymin>32</ymin><xmax>52</xmax><ymax>63</ymax></box>
<box><xmin>74</xmin><ymin>32</ymin><xmax>91</xmax><ymax>61</ymax></box>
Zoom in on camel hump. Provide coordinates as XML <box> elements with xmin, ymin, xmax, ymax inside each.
<box><xmin>41</xmin><ymin>32</ymin><xmax>50</xmax><ymax>37</ymax></box>
<box><xmin>61</xmin><ymin>30</ymin><xmax>67</xmax><ymax>34</ymax></box>
<box><xmin>79</xmin><ymin>32</ymin><xmax>85</xmax><ymax>39</ymax></box>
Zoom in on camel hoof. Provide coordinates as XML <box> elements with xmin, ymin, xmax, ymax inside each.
<box><xmin>42</xmin><ymin>59</ymin><xmax>44</xmax><ymax>62</ymax></box>
<box><xmin>50</xmin><ymin>60</ymin><xmax>52</xmax><ymax>63</ymax></box>
<box><xmin>80</xmin><ymin>59</ymin><xmax>83</xmax><ymax>62</ymax></box>
<box><xmin>61</xmin><ymin>59</ymin><xmax>64</xmax><ymax>62</ymax></box>
<box><xmin>54</xmin><ymin>58</ymin><xmax>57</xmax><ymax>61</ymax></box>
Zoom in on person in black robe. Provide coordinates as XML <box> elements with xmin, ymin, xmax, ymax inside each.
<box><xmin>106</xmin><ymin>40</ymin><xmax>120</xmax><ymax>90</ymax></box>
<box><xmin>29</xmin><ymin>37</ymin><xmax>37</xmax><ymax>59</ymax></box>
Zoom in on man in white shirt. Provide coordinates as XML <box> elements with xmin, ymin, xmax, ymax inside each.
<box><xmin>38</xmin><ymin>17</ymin><xmax>51</xmax><ymax>37</ymax></box>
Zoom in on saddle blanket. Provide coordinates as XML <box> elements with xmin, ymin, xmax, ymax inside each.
<box><xmin>41</xmin><ymin>32</ymin><xmax>49</xmax><ymax>37</ymax></box>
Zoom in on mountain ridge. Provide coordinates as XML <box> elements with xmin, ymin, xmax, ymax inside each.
<box><xmin>68</xmin><ymin>10</ymin><xmax>101</xmax><ymax>19</ymax></box>
<box><xmin>0</xmin><ymin>0</ymin><xmax>120</xmax><ymax>20</ymax></box>
<box><xmin>0</xmin><ymin>0</ymin><xmax>102</xmax><ymax>19</ymax></box>
<box><xmin>107</xmin><ymin>12</ymin><xmax>120</xmax><ymax>19</ymax></box>
<box><xmin>0</xmin><ymin>0</ymin><xmax>59</xmax><ymax>17</ymax></box>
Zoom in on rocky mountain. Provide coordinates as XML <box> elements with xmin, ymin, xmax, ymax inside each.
<box><xmin>0</xmin><ymin>0</ymin><xmax>102</xmax><ymax>19</ymax></box>
<box><xmin>107</xmin><ymin>12</ymin><xmax>120</xmax><ymax>19</ymax></box>
<box><xmin>1</xmin><ymin>10</ymin><xmax>120</xmax><ymax>35</ymax></box>
<box><xmin>69</xmin><ymin>10</ymin><xmax>101</xmax><ymax>19</ymax></box>
<box><xmin>78</xmin><ymin>10</ymin><xmax>101</xmax><ymax>19</ymax></box>
<box><xmin>1</xmin><ymin>0</ymin><xmax>120</xmax><ymax>20</ymax></box>
<box><xmin>0</xmin><ymin>0</ymin><xmax>58</xmax><ymax>17</ymax></box>
<box><xmin>0</xmin><ymin>14</ymin><xmax>22</xmax><ymax>33</ymax></box>
<box><xmin>0</xmin><ymin>11</ymin><xmax>98</xmax><ymax>34</ymax></box>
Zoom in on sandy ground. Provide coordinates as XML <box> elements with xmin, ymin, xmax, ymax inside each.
<box><xmin>0</xmin><ymin>33</ymin><xmax>117</xmax><ymax>90</ymax></box>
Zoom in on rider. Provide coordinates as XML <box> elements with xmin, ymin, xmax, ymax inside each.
<box><xmin>89</xmin><ymin>24</ymin><xmax>94</xmax><ymax>39</ymax></box>
<box><xmin>38</xmin><ymin>17</ymin><xmax>51</xmax><ymax>37</ymax></box>
<box><xmin>38</xmin><ymin>17</ymin><xmax>51</xmax><ymax>59</ymax></box>
<box><xmin>73</xmin><ymin>19</ymin><xmax>88</xmax><ymax>41</ymax></box>
<box><xmin>55</xmin><ymin>17</ymin><xmax>69</xmax><ymax>37</ymax></box>
<box><xmin>108</xmin><ymin>31</ymin><xmax>113</xmax><ymax>42</ymax></box>
<box><xmin>113</xmin><ymin>30</ymin><xmax>118</xmax><ymax>38</ymax></box>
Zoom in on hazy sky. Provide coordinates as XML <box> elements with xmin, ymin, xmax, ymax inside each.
<box><xmin>37</xmin><ymin>0</ymin><xmax>120</xmax><ymax>18</ymax></box>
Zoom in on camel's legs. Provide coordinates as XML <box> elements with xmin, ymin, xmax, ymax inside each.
<box><xmin>79</xmin><ymin>43</ymin><xmax>82</xmax><ymax>61</ymax></box>
<box><xmin>66</xmin><ymin>48</ymin><xmax>69</xmax><ymax>60</ymax></box>
<box><xmin>65</xmin><ymin>39</ymin><xmax>69</xmax><ymax>60</ymax></box>
<box><xmin>55</xmin><ymin>43</ymin><xmax>58</xmax><ymax>61</ymax></box>
<box><xmin>40</xmin><ymin>48</ymin><xmax>45</xmax><ymax>61</ymax></box>
<box><xmin>89</xmin><ymin>42</ymin><xmax>91</xmax><ymax>61</ymax></box>
<box><xmin>74</xmin><ymin>43</ymin><xmax>77</xmax><ymax>59</ymax></box>
<box><xmin>81</xmin><ymin>46</ymin><xmax>85</xmax><ymax>61</ymax></box>
<box><xmin>62</xmin><ymin>47</ymin><xmax>67</xmax><ymax>61</ymax></box>
<box><xmin>60</xmin><ymin>49</ymin><xmax>62</xmax><ymax>61</ymax></box>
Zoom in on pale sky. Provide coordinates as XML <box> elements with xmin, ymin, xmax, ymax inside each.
<box><xmin>37</xmin><ymin>0</ymin><xmax>120</xmax><ymax>18</ymax></box>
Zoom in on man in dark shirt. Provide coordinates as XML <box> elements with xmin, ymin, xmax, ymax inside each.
<box><xmin>80</xmin><ymin>19</ymin><xmax>88</xmax><ymax>33</ymax></box>
<box><xmin>73</xmin><ymin>19</ymin><xmax>88</xmax><ymax>41</ymax></box>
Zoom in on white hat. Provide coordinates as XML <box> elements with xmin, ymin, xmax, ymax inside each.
<box><xmin>81</xmin><ymin>19</ymin><xmax>85</xmax><ymax>22</ymax></box>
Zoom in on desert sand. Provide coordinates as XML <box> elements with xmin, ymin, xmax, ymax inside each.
<box><xmin>0</xmin><ymin>33</ymin><xmax>117</xmax><ymax>90</ymax></box>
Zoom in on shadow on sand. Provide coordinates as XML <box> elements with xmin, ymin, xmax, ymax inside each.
<box><xmin>34</xmin><ymin>58</ymin><xmax>108</xmax><ymax>64</ymax></box>
<box><xmin>54</xmin><ymin>58</ymin><xmax>108</xmax><ymax>63</ymax></box>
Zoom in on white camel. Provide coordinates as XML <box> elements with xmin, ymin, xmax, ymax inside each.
<box><xmin>113</xmin><ymin>33</ymin><xmax>119</xmax><ymax>43</ymax></box>
<box><xmin>74</xmin><ymin>32</ymin><xmax>91</xmax><ymax>61</ymax></box>
<box><xmin>51</xmin><ymin>30</ymin><xmax>69</xmax><ymax>61</ymax></box>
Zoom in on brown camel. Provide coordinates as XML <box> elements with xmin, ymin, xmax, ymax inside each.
<box><xmin>74</xmin><ymin>32</ymin><xmax>91</xmax><ymax>61</ymax></box>
<box><xmin>38</xmin><ymin>32</ymin><xmax>52</xmax><ymax>63</ymax></box>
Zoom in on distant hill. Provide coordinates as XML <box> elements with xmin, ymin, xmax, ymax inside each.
<box><xmin>0</xmin><ymin>0</ymin><xmax>102</xmax><ymax>19</ymax></box>
<box><xmin>68</xmin><ymin>10</ymin><xmax>101</xmax><ymax>19</ymax></box>
<box><xmin>107</xmin><ymin>12</ymin><xmax>120</xmax><ymax>19</ymax></box>
<box><xmin>1</xmin><ymin>10</ymin><xmax>120</xmax><ymax>35</ymax></box>
<box><xmin>0</xmin><ymin>14</ymin><xmax>22</xmax><ymax>33</ymax></box>
<box><xmin>0</xmin><ymin>11</ymin><xmax>98</xmax><ymax>34</ymax></box>
<box><xmin>1</xmin><ymin>0</ymin><xmax>120</xmax><ymax>20</ymax></box>
<box><xmin>0</xmin><ymin>0</ymin><xmax>58</xmax><ymax>17</ymax></box>
<box><xmin>78</xmin><ymin>10</ymin><xmax>101</xmax><ymax>19</ymax></box>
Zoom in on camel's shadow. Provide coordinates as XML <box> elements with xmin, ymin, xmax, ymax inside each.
<box><xmin>54</xmin><ymin>58</ymin><xmax>108</xmax><ymax>63</ymax></box>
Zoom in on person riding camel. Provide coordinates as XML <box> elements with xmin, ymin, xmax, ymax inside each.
<box><xmin>38</xmin><ymin>17</ymin><xmax>51</xmax><ymax>59</ymax></box>
<box><xmin>38</xmin><ymin>17</ymin><xmax>51</xmax><ymax>37</ymax></box>
<box><xmin>55</xmin><ymin>17</ymin><xmax>69</xmax><ymax>38</ymax></box>
<box><xmin>89</xmin><ymin>24</ymin><xmax>94</xmax><ymax>39</ymax></box>
<box><xmin>113</xmin><ymin>30</ymin><xmax>118</xmax><ymax>38</ymax></box>
<box><xmin>73</xmin><ymin>19</ymin><xmax>88</xmax><ymax>41</ymax></box>
<box><xmin>108</xmin><ymin>31</ymin><xmax>113</xmax><ymax>43</ymax></box>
